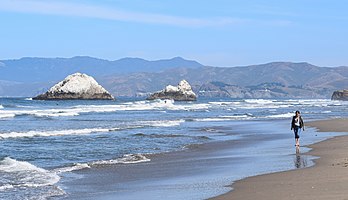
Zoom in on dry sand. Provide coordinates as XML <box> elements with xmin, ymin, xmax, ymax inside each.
<box><xmin>212</xmin><ymin>118</ymin><xmax>348</xmax><ymax>200</ymax></box>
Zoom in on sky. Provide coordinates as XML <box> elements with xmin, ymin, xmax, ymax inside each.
<box><xmin>0</xmin><ymin>0</ymin><xmax>347</xmax><ymax>67</ymax></box>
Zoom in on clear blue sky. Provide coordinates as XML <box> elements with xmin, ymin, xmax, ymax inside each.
<box><xmin>0</xmin><ymin>0</ymin><xmax>347</xmax><ymax>67</ymax></box>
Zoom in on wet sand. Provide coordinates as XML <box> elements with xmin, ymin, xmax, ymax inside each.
<box><xmin>213</xmin><ymin>118</ymin><xmax>348</xmax><ymax>200</ymax></box>
<box><xmin>59</xmin><ymin>133</ymin><xmax>279</xmax><ymax>200</ymax></box>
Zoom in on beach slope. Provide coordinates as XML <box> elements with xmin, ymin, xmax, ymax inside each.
<box><xmin>213</xmin><ymin>119</ymin><xmax>348</xmax><ymax>200</ymax></box>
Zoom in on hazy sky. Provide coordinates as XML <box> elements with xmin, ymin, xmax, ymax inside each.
<box><xmin>0</xmin><ymin>0</ymin><xmax>347</xmax><ymax>67</ymax></box>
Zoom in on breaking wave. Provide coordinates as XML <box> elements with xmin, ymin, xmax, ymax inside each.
<box><xmin>53</xmin><ymin>154</ymin><xmax>150</xmax><ymax>174</ymax></box>
<box><xmin>263</xmin><ymin>112</ymin><xmax>294</xmax><ymax>119</ymax></box>
<box><xmin>193</xmin><ymin>114</ymin><xmax>252</xmax><ymax>122</ymax></box>
<box><xmin>141</xmin><ymin>119</ymin><xmax>185</xmax><ymax>127</ymax></box>
<box><xmin>53</xmin><ymin>163</ymin><xmax>91</xmax><ymax>174</ymax></box>
<box><xmin>72</xmin><ymin>100</ymin><xmax>209</xmax><ymax>112</ymax></box>
<box><xmin>0</xmin><ymin>99</ymin><xmax>210</xmax><ymax>119</ymax></box>
<box><xmin>0</xmin><ymin>113</ymin><xmax>15</xmax><ymax>119</ymax></box>
<box><xmin>0</xmin><ymin>154</ymin><xmax>150</xmax><ymax>193</ymax></box>
<box><xmin>2</xmin><ymin>99</ymin><xmax>344</xmax><ymax>120</ymax></box>
<box><xmin>0</xmin><ymin>157</ymin><xmax>60</xmax><ymax>191</ymax></box>
<box><xmin>0</xmin><ymin>128</ymin><xmax>110</xmax><ymax>139</ymax></box>
<box><xmin>208</xmin><ymin>99</ymin><xmax>346</xmax><ymax>110</ymax></box>
<box><xmin>0</xmin><ymin>119</ymin><xmax>185</xmax><ymax>139</ymax></box>
<box><xmin>90</xmin><ymin>154</ymin><xmax>150</xmax><ymax>165</ymax></box>
<box><xmin>193</xmin><ymin>112</ymin><xmax>299</xmax><ymax>121</ymax></box>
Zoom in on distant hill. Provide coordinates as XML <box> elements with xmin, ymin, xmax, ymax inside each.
<box><xmin>99</xmin><ymin>62</ymin><xmax>348</xmax><ymax>98</ymax></box>
<box><xmin>0</xmin><ymin>57</ymin><xmax>347</xmax><ymax>98</ymax></box>
<box><xmin>0</xmin><ymin>56</ymin><xmax>203</xmax><ymax>82</ymax></box>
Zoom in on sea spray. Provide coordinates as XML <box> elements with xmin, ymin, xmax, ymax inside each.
<box><xmin>0</xmin><ymin>157</ymin><xmax>60</xmax><ymax>189</ymax></box>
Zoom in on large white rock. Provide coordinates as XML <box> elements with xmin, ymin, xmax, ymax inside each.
<box><xmin>165</xmin><ymin>85</ymin><xmax>180</xmax><ymax>93</ymax></box>
<box><xmin>33</xmin><ymin>73</ymin><xmax>114</xmax><ymax>100</ymax></box>
<box><xmin>147</xmin><ymin>80</ymin><xmax>197</xmax><ymax>101</ymax></box>
<box><xmin>178</xmin><ymin>79</ymin><xmax>192</xmax><ymax>92</ymax></box>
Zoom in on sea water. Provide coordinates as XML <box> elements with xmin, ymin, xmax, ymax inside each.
<box><xmin>0</xmin><ymin>98</ymin><xmax>347</xmax><ymax>199</ymax></box>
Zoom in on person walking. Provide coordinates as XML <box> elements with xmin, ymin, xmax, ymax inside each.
<box><xmin>291</xmin><ymin>110</ymin><xmax>304</xmax><ymax>147</ymax></box>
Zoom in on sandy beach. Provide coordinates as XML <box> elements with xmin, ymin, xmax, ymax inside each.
<box><xmin>213</xmin><ymin>118</ymin><xmax>348</xmax><ymax>200</ymax></box>
<box><xmin>52</xmin><ymin>118</ymin><xmax>348</xmax><ymax>200</ymax></box>
<box><xmin>58</xmin><ymin>120</ymin><xmax>307</xmax><ymax>200</ymax></box>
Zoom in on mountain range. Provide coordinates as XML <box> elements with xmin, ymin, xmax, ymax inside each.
<box><xmin>0</xmin><ymin>56</ymin><xmax>347</xmax><ymax>98</ymax></box>
<box><xmin>0</xmin><ymin>56</ymin><xmax>202</xmax><ymax>82</ymax></box>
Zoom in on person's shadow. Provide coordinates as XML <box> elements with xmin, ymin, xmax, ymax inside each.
<box><xmin>294</xmin><ymin>147</ymin><xmax>308</xmax><ymax>169</ymax></box>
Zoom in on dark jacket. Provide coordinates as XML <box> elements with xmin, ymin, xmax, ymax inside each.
<box><xmin>291</xmin><ymin>116</ymin><xmax>304</xmax><ymax>129</ymax></box>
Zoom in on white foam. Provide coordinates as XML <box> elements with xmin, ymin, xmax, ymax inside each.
<box><xmin>194</xmin><ymin>114</ymin><xmax>252</xmax><ymax>122</ymax></box>
<box><xmin>0</xmin><ymin>157</ymin><xmax>60</xmax><ymax>190</ymax></box>
<box><xmin>0</xmin><ymin>108</ymin><xmax>80</xmax><ymax>118</ymax></box>
<box><xmin>73</xmin><ymin>100</ymin><xmax>209</xmax><ymax>112</ymax></box>
<box><xmin>53</xmin><ymin>154</ymin><xmax>150</xmax><ymax>174</ymax></box>
<box><xmin>73</xmin><ymin>100</ymin><xmax>166</xmax><ymax>112</ymax></box>
<box><xmin>33</xmin><ymin>110</ymin><xmax>80</xmax><ymax>117</ymax></box>
<box><xmin>221</xmin><ymin>115</ymin><xmax>251</xmax><ymax>119</ymax></box>
<box><xmin>263</xmin><ymin>112</ymin><xmax>294</xmax><ymax>119</ymax></box>
<box><xmin>2</xmin><ymin>99</ymin><xmax>345</xmax><ymax>120</ymax></box>
<box><xmin>321</xmin><ymin>111</ymin><xmax>332</xmax><ymax>113</ymax></box>
<box><xmin>0</xmin><ymin>113</ymin><xmax>15</xmax><ymax>119</ymax></box>
<box><xmin>209</xmin><ymin>99</ymin><xmax>292</xmax><ymax>110</ymax></box>
<box><xmin>53</xmin><ymin>163</ymin><xmax>90</xmax><ymax>174</ymax></box>
<box><xmin>0</xmin><ymin>105</ymin><xmax>3</xmax><ymax>109</ymax></box>
<box><xmin>142</xmin><ymin>119</ymin><xmax>185</xmax><ymax>127</ymax></box>
<box><xmin>0</xmin><ymin>100</ymin><xmax>211</xmax><ymax>119</ymax></box>
<box><xmin>209</xmin><ymin>99</ymin><xmax>346</xmax><ymax>110</ymax></box>
<box><xmin>91</xmin><ymin>154</ymin><xmax>150</xmax><ymax>165</ymax></box>
<box><xmin>194</xmin><ymin>118</ymin><xmax>232</xmax><ymax>122</ymax></box>
<box><xmin>194</xmin><ymin>112</ymin><xmax>295</xmax><ymax>121</ymax></box>
<box><xmin>16</xmin><ymin>105</ymin><xmax>35</xmax><ymax>108</ymax></box>
<box><xmin>0</xmin><ymin>119</ymin><xmax>186</xmax><ymax>139</ymax></box>
<box><xmin>0</xmin><ymin>184</ymin><xmax>14</xmax><ymax>191</ymax></box>
<box><xmin>244</xmin><ymin>99</ymin><xmax>275</xmax><ymax>104</ymax></box>
<box><xmin>0</xmin><ymin>128</ymin><xmax>110</xmax><ymax>139</ymax></box>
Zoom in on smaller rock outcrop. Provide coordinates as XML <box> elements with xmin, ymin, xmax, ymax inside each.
<box><xmin>331</xmin><ymin>90</ymin><xmax>348</xmax><ymax>101</ymax></box>
<box><xmin>147</xmin><ymin>80</ymin><xmax>197</xmax><ymax>101</ymax></box>
<box><xmin>33</xmin><ymin>73</ymin><xmax>114</xmax><ymax>100</ymax></box>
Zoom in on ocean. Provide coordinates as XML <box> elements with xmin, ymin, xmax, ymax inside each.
<box><xmin>0</xmin><ymin>98</ymin><xmax>347</xmax><ymax>199</ymax></box>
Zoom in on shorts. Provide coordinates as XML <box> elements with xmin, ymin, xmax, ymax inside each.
<box><xmin>294</xmin><ymin>126</ymin><xmax>301</xmax><ymax>139</ymax></box>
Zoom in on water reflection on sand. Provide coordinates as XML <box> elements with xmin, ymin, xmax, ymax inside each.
<box><xmin>294</xmin><ymin>147</ymin><xmax>309</xmax><ymax>169</ymax></box>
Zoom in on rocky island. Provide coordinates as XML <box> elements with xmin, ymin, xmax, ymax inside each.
<box><xmin>331</xmin><ymin>89</ymin><xmax>348</xmax><ymax>101</ymax></box>
<box><xmin>33</xmin><ymin>72</ymin><xmax>114</xmax><ymax>100</ymax></box>
<box><xmin>147</xmin><ymin>80</ymin><xmax>197</xmax><ymax>101</ymax></box>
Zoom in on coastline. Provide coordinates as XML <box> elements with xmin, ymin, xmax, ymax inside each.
<box><xmin>58</xmin><ymin>133</ymin><xmax>278</xmax><ymax>200</ymax></box>
<box><xmin>213</xmin><ymin>118</ymin><xmax>348</xmax><ymax>200</ymax></box>
<box><xmin>56</xmin><ymin>119</ymin><xmax>343</xmax><ymax>200</ymax></box>
<box><xmin>57</xmin><ymin>120</ymin><xmax>303</xmax><ymax>200</ymax></box>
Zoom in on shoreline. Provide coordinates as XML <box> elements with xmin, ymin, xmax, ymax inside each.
<box><xmin>58</xmin><ymin>133</ymin><xmax>276</xmax><ymax>200</ymax></box>
<box><xmin>58</xmin><ymin>120</ymin><xmax>300</xmax><ymax>200</ymax></box>
<box><xmin>212</xmin><ymin>118</ymin><xmax>348</xmax><ymax>200</ymax></box>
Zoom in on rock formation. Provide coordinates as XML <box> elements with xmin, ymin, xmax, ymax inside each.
<box><xmin>331</xmin><ymin>90</ymin><xmax>348</xmax><ymax>101</ymax></box>
<box><xmin>33</xmin><ymin>73</ymin><xmax>114</xmax><ymax>100</ymax></box>
<box><xmin>147</xmin><ymin>80</ymin><xmax>197</xmax><ymax>101</ymax></box>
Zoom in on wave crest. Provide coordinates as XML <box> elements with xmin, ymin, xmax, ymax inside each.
<box><xmin>91</xmin><ymin>154</ymin><xmax>150</xmax><ymax>166</ymax></box>
<box><xmin>0</xmin><ymin>128</ymin><xmax>110</xmax><ymax>139</ymax></box>
<box><xmin>0</xmin><ymin>157</ymin><xmax>60</xmax><ymax>191</ymax></box>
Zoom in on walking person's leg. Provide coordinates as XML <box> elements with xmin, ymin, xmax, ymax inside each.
<box><xmin>294</xmin><ymin>127</ymin><xmax>300</xmax><ymax>146</ymax></box>
<box><xmin>297</xmin><ymin>128</ymin><xmax>301</xmax><ymax>146</ymax></box>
